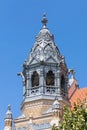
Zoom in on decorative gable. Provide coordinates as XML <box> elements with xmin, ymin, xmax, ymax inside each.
<box><xmin>29</xmin><ymin>57</ymin><xmax>39</xmax><ymax>65</ymax></box>
<box><xmin>46</xmin><ymin>56</ymin><xmax>57</xmax><ymax>63</ymax></box>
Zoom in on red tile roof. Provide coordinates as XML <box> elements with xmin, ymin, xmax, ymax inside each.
<box><xmin>68</xmin><ymin>79</ymin><xmax>87</xmax><ymax>108</ymax></box>
<box><xmin>69</xmin><ymin>87</ymin><xmax>87</xmax><ymax>108</ymax></box>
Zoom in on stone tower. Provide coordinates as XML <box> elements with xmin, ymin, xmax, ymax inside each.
<box><xmin>4</xmin><ymin>105</ymin><xmax>12</xmax><ymax>130</ymax></box>
<box><xmin>14</xmin><ymin>14</ymin><xmax>69</xmax><ymax>130</ymax></box>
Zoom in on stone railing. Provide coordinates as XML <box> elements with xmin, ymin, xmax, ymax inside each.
<box><xmin>30</xmin><ymin>86</ymin><xmax>40</xmax><ymax>95</ymax></box>
<box><xmin>45</xmin><ymin>86</ymin><xmax>57</xmax><ymax>94</ymax></box>
<box><xmin>26</xmin><ymin>86</ymin><xmax>68</xmax><ymax>100</ymax></box>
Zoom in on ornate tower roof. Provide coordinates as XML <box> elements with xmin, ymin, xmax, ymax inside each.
<box><xmin>25</xmin><ymin>14</ymin><xmax>63</xmax><ymax>66</ymax></box>
<box><xmin>19</xmin><ymin>14</ymin><xmax>69</xmax><ymax>112</ymax></box>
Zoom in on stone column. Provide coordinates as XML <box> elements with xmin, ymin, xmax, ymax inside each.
<box><xmin>26</xmin><ymin>71</ymin><xmax>30</xmax><ymax>97</ymax></box>
<box><xmin>39</xmin><ymin>66</ymin><xmax>44</xmax><ymax>94</ymax></box>
<box><xmin>56</xmin><ymin>68</ymin><xmax>61</xmax><ymax>96</ymax></box>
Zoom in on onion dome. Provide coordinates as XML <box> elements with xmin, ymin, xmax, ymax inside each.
<box><xmin>26</xmin><ymin>14</ymin><xmax>63</xmax><ymax>65</ymax></box>
<box><xmin>5</xmin><ymin>105</ymin><xmax>12</xmax><ymax>119</ymax></box>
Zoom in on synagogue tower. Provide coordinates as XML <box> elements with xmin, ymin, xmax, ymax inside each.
<box><xmin>4</xmin><ymin>14</ymin><xmax>70</xmax><ymax>130</ymax></box>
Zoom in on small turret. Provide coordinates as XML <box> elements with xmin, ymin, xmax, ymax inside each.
<box><xmin>4</xmin><ymin>105</ymin><xmax>12</xmax><ymax>130</ymax></box>
<box><xmin>50</xmin><ymin>99</ymin><xmax>62</xmax><ymax>127</ymax></box>
<box><xmin>68</xmin><ymin>69</ymin><xmax>75</xmax><ymax>86</ymax></box>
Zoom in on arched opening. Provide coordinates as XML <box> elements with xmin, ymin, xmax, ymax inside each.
<box><xmin>31</xmin><ymin>71</ymin><xmax>39</xmax><ymax>87</ymax></box>
<box><xmin>46</xmin><ymin>70</ymin><xmax>55</xmax><ymax>86</ymax></box>
<box><xmin>61</xmin><ymin>75</ymin><xmax>65</xmax><ymax>90</ymax></box>
<box><xmin>61</xmin><ymin>75</ymin><xmax>65</xmax><ymax>96</ymax></box>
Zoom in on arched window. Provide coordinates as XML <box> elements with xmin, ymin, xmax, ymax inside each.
<box><xmin>31</xmin><ymin>71</ymin><xmax>39</xmax><ymax>87</ymax></box>
<box><xmin>61</xmin><ymin>75</ymin><xmax>65</xmax><ymax>91</ymax></box>
<box><xmin>46</xmin><ymin>70</ymin><xmax>55</xmax><ymax>86</ymax></box>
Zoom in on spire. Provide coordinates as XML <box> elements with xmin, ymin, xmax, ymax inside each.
<box><xmin>5</xmin><ymin>105</ymin><xmax>12</xmax><ymax>119</ymax></box>
<box><xmin>41</xmin><ymin>13</ymin><xmax>48</xmax><ymax>28</ymax></box>
<box><xmin>4</xmin><ymin>105</ymin><xmax>13</xmax><ymax>130</ymax></box>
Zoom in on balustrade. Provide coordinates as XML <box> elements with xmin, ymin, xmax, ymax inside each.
<box><xmin>25</xmin><ymin>86</ymin><xmax>67</xmax><ymax>100</ymax></box>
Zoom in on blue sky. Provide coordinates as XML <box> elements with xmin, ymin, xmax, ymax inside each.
<box><xmin>0</xmin><ymin>0</ymin><xmax>87</xmax><ymax>129</ymax></box>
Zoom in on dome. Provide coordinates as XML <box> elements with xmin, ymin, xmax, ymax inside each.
<box><xmin>25</xmin><ymin>14</ymin><xmax>63</xmax><ymax>65</ymax></box>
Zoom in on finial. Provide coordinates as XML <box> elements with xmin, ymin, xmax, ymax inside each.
<box><xmin>68</xmin><ymin>69</ymin><xmax>75</xmax><ymax>79</ymax></box>
<box><xmin>41</xmin><ymin>13</ymin><xmax>48</xmax><ymax>27</ymax></box>
<box><xmin>8</xmin><ymin>105</ymin><xmax>11</xmax><ymax>111</ymax></box>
